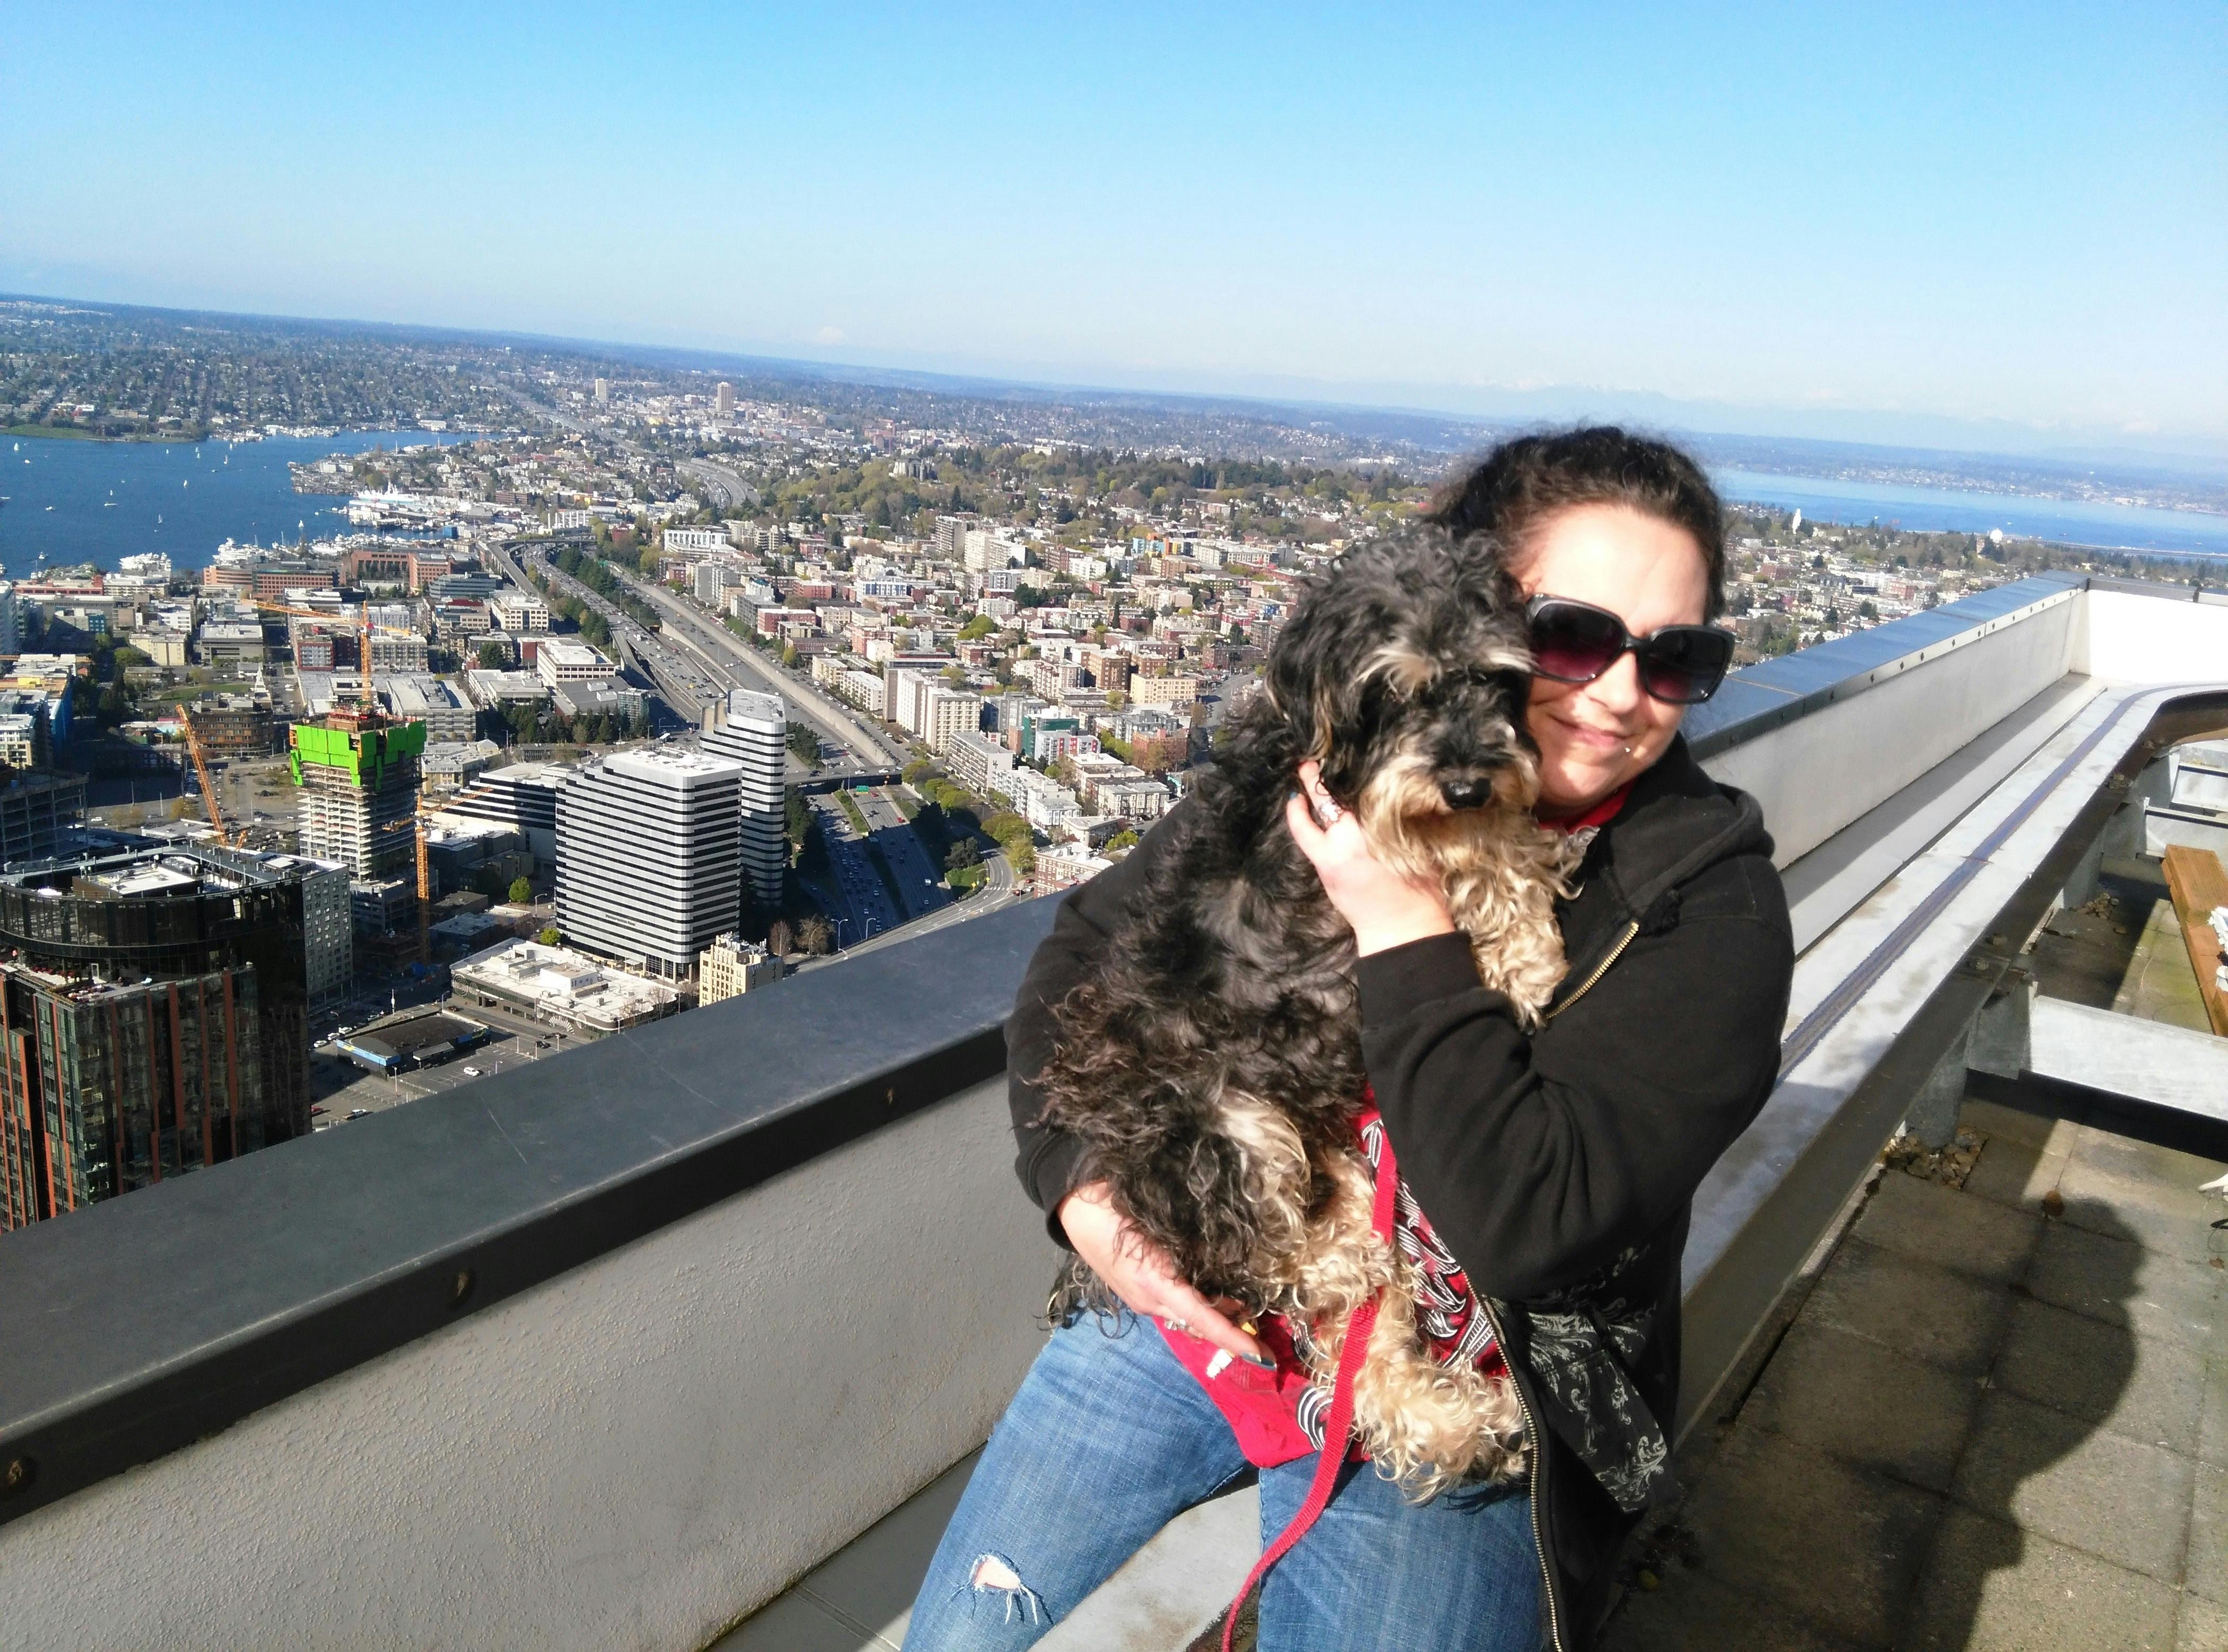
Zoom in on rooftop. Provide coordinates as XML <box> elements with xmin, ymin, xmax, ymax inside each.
<box><xmin>1</xmin><ymin>572</ymin><xmax>2226</xmax><ymax>1649</ymax></box>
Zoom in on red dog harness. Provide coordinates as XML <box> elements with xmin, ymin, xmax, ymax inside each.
<box><xmin>1164</xmin><ymin>785</ymin><xmax>1633</xmax><ymax>1642</ymax></box>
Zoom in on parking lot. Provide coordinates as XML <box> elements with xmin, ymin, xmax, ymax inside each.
<box><xmin>308</xmin><ymin>995</ymin><xmax>594</xmax><ymax>1129</ymax></box>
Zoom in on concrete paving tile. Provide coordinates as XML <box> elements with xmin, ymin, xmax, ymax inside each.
<box><xmin>710</xmin><ymin>1587</ymin><xmax>886</xmax><ymax>1652</ymax></box>
<box><xmin>1599</xmin><ymin>1565</ymin><xmax>1867</xmax><ymax>1652</ymax></box>
<box><xmin>1959</xmin><ymin>1098</ymin><xmax>2074</xmax><ymax>1153</ymax></box>
<box><xmin>787</xmin><ymin>1454</ymin><xmax>976</xmax><ymax>1649</ymax></box>
<box><xmin>1800</xmin><ymin>1235</ymin><xmax>2015</xmax><ymax>1378</ymax></box>
<box><xmin>1739</xmin><ymin>1319</ymin><xmax>1981</xmax><ymax>1492</ymax></box>
<box><xmin>1992</xmin><ymin>1296</ymin><xmax>2208</xmax><ymax>1456</ymax></box>
<box><xmin>1903</xmin><ymin>1505</ymin><xmax>2180</xmax><ymax>1652</ymax></box>
<box><xmin>2192</xmin><ymin>1462</ymin><xmax>2227</xmax><ymax>1606</ymax></box>
<box><xmin>2025</xmin><ymin>1220</ymin><xmax>2227</xmax><ymax>1349</ymax></box>
<box><xmin>1950</xmin><ymin>1391</ymin><xmax>2197</xmax><ymax>1583</ymax></box>
<box><xmin>1851</xmin><ymin>1171</ymin><xmax>2043</xmax><ymax>1285</ymax></box>
<box><xmin>1962</xmin><ymin>1133</ymin><xmax>2070</xmax><ymax>1215</ymax></box>
<box><xmin>2180</xmin><ymin>1592</ymin><xmax>2228</xmax><ymax>1652</ymax></box>
<box><xmin>2204</xmin><ymin>1357</ymin><xmax>2228</xmax><ymax>1469</ymax></box>
<box><xmin>2069</xmin><ymin>1128</ymin><xmax>2228</xmax><ymax>1195</ymax></box>
<box><xmin>2058</xmin><ymin>1160</ymin><xmax>2226</xmax><ymax>1265</ymax></box>
<box><xmin>1678</xmin><ymin>1424</ymin><xmax>1943</xmax><ymax>1649</ymax></box>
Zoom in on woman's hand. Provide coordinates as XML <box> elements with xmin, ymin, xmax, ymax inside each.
<box><xmin>1285</xmin><ymin>760</ymin><xmax>1458</xmax><ymax>956</ymax></box>
<box><xmin>1057</xmin><ymin>1179</ymin><xmax>1266</xmax><ymax>1364</ymax></box>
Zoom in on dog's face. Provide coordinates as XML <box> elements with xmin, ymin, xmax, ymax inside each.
<box><xmin>1264</xmin><ymin>526</ymin><xmax>1538</xmax><ymax>863</ymax></box>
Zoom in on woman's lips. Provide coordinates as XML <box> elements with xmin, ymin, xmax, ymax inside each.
<box><xmin>1547</xmin><ymin>714</ymin><xmax>1630</xmax><ymax>752</ymax></box>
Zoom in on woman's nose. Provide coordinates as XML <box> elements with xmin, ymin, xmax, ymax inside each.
<box><xmin>1586</xmin><ymin>650</ymin><xmax>1647</xmax><ymax>715</ymax></box>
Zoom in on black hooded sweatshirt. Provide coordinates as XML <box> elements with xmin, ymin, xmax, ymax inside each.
<box><xmin>1005</xmin><ymin>733</ymin><xmax>1793</xmax><ymax>1648</ymax></box>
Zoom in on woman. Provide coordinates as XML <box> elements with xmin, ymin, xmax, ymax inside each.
<box><xmin>904</xmin><ymin>428</ymin><xmax>1794</xmax><ymax>1651</ymax></box>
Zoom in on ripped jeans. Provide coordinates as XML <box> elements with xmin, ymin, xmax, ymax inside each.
<box><xmin>901</xmin><ymin>1309</ymin><xmax>1541</xmax><ymax>1652</ymax></box>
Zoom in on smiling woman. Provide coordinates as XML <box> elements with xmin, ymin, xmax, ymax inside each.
<box><xmin>920</xmin><ymin>428</ymin><xmax>1796</xmax><ymax>1651</ymax></box>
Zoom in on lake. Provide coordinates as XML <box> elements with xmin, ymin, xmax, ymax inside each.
<box><xmin>0</xmin><ymin>429</ymin><xmax>478</xmax><ymax>577</ymax></box>
<box><xmin>1709</xmin><ymin>467</ymin><xmax>2228</xmax><ymax>559</ymax></box>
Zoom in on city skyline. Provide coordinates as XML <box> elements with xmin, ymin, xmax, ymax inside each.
<box><xmin>4</xmin><ymin>3</ymin><xmax>2222</xmax><ymax>457</ymax></box>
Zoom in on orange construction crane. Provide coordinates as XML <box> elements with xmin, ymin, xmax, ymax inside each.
<box><xmin>179</xmin><ymin>710</ymin><xmax>232</xmax><ymax>845</ymax></box>
<box><xmin>415</xmin><ymin>799</ymin><xmax>433</xmax><ymax>964</ymax></box>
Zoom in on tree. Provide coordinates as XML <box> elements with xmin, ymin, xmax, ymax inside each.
<box><xmin>945</xmin><ymin>837</ymin><xmax>981</xmax><ymax>872</ymax></box>
<box><xmin>957</xmin><ymin>614</ymin><xmax>995</xmax><ymax>641</ymax></box>
<box><xmin>902</xmin><ymin>758</ymin><xmax>938</xmax><ymax>786</ymax></box>
<box><xmin>797</xmin><ymin>915</ymin><xmax>834</xmax><ymax>955</ymax></box>
<box><xmin>507</xmin><ymin>877</ymin><xmax>533</xmax><ymax>904</ymax></box>
<box><xmin>1104</xmin><ymin>829</ymin><xmax>1139</xmax><ymax>855</ymax></box>
<box><xmin>476</xmin><ymin>641</ymin><xmax>508</xmax><ymax>670</ymax></box>
<box><xmin>536</xmin><ymin>927</ymin><xmax>561</xmax><ymax>946</ymax></box>
<box><xmin>787</xmin><ymin>722</ymin><xmax>821</xmax><ymax>766</ymax></box>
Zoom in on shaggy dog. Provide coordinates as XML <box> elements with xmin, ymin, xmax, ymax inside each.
<box><xmin>1038</xmin><ymin>523</ymin><xmax>1577</xmax><ymax>1495</ymax></box>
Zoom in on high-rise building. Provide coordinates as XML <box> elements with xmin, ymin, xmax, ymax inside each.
<box><xmin>435</xmin><ymin>760</ymin><xmax>573</xmax><ymax>869</ymax></box>
<box><xmin>290</xmin><ymin>711</ymin><xmax>427</xmax><ymax>880</ymax></box>
<box><xmin>925</xmin><ymin>687</ymin><xmax>984</xmax><ymax>756</ymax></box>
<box><xmin>0</xmin><ymin>844</ymin><xmax>316</xmax><ymax>1232</ymax></box>
<box><xmin>592</xmin><ymin>377</ymin><xmax>609</xmax><ymax>405</ymax></box>
<box><xmin>699</xmin><ymin>689</ymin><xmax>787</xmax><ymax>912</ymax></box>
<box><xmin>555</xmin><ymin>749</ymin><xmax>742</xmax><ymax>978</ymax></box>
<box><xmin>715</xmin><ymin>381</ymin><xmax>734</xmax><ymax>418</ymax></box>
<box><xmin>247</xmin><ymin>851</ymin><xmax>353</xmax><ymax>1004</ymax></box>
<box><xmin>696</xmin><ymin>933</ymin><xmax>783</xmax><ymax>1004</ymax></box>
<box><xmin>0</xmin><ymin>770</ymin><xmax>86</xmax><ymax>869</ymax></box>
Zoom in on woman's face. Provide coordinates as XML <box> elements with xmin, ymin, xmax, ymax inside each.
<box><xmin>1512</xmin><ymin>504</ymin><xmax>1712</xmax><ymax>819</ymax></box>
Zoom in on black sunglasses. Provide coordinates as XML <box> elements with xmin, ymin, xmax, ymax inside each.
<box><xmin>1524</xmin><ymin>595</ymin><xmax>1735</xmax><ymax>705</ymax></box>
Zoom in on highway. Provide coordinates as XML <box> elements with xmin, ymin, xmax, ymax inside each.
<box><xmin>677</xmin><ymin>457</ymin><xmax>758</xmax><ymax>511</ymax></box>
<box><xmin>793</xmin><ymin>846</ymin><xmax>1020</xmax><ymax>974</ymax></box>
<box><xmin>597</xmin><ymin>556</ymin><xmax>908</xmax><ymax>769</ymax></box>
<box><xmin>499</xmin><ymin>540</ymin><xmax>731</xmax><ymax>724</ymax></box>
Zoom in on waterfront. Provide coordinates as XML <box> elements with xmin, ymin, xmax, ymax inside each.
<box><xmin>1710</xmin><ymin>466</ymin><xmax>2228</xmax><ymax>558</ymax></box>
<box><xmin>0</xmin><ymin>429</ymin><xmax>477</xmax><ymax>577</ymax></box>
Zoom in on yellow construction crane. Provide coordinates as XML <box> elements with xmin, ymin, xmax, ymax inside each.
<box><xmin>255</xmin><ymin>597</ymin><xmax>442</xmax><ymax>956</ymax></box>
<box><xmin>249</xmin><ymin>598</ymin><xmax>414</xmax><ymax>702</ymax></box>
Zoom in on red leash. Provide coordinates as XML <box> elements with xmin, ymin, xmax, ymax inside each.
<box><xmin>1219</xmin><ymin>1135</ymin><xmax>1401</xmax><ymax>1651</ymax></box>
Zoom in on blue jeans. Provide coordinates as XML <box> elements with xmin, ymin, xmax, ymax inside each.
<box><xmin>903</xmin><ymin>1311</ymin><xmax>1541</xmax><ymax>1651</ymax></box>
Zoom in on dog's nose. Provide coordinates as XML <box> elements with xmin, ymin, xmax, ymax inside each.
<box><xmin>1439</xmin><ymin>776</ymin><xmax>1490</xmax><ymax>810</ymax></box>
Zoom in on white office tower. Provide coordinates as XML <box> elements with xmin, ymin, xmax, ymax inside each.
<box><xmin>592</xmin><ymin>377</ymin><xmax>609</xmax><ymax>405</ymax></box>
<box><xmin>556</xmin><ymin>749</ymin><xmax>742</xmax><ymax>978</ymax></box>
<box><xmin>700</xmin><ymin>689</ymin><xmax>787</xmax><ymax>911</ymax></box>
<box><xmin>715</xmin><ymin>381</ymin><xmax>734</xmax><ymax>418</ymax></box>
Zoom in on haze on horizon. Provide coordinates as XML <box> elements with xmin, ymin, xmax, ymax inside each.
<box><xmin>3</xmin><ymin>2</ymin><xmax>2222</xmax><ymax>462</ymax></box>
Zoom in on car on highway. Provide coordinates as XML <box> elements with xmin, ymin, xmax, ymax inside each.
<box><xmin>461</xmin><ymin>1065</ymin><xmax>481</xmax><ymax>1077</ymax></box>
<box><xmin>346</xmin><ymin>1108</ymin><xmax>373</xmax><ymax>1121</ymax></box>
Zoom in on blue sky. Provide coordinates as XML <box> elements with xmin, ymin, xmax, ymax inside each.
<box><xmin>3</xmin><ymin>3</ymin><xmax>2222</xmax><ymax>456</ymax></box>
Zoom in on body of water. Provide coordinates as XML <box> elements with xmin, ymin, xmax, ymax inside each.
<box><xmin>0</xmin><ymin>430</ymin><xmax>472</xmax><ymax>578</ymax></box>
<box><xmin>1709</xmin><ymin>467</ymin><xmax>2228</xmax><ymax>559</ymax></box>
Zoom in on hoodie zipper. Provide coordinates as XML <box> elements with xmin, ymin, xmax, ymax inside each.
<box><xmin>1544</xmin><ymin>920</ymin><xmax>1639</xmax><ymax>1023</ymax></box>
<box><xmin>1479</xmin><ymin>1291</ymin><xmax>1565</xmax><ymax>1652</ymax></box>
<box><xmin>1501</xmin><ymin>913</ymin><xmax>1639</xmax><ymax>1646</ymax></box>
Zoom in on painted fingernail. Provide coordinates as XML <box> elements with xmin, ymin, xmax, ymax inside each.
<box><xmin>1241</xmin><ymin>1351</ymin><xmax>1275</xmax><ymax>1370</ymax></box>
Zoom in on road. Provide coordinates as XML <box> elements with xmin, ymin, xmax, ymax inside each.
<box><xmin>677</xmin><ymin>457</ymin><xmax>758</xmax><ymax>511</ymax></box>
<box><xmin>505</xmin><ymin>540</ymin><xmax>727</xmax><ymax>723</ymax></box>
<box><xmin>852</xmin><ymin>786</ymin><xmax>950</xmax><ymax>922</ymax></box>
<box><xmin>808</xmin><ymin>790</ymin><xmax>902</xmax><ymax>945</ymax></box>
<box><xmin>599</xmin><ymin>559</ymin><xmax>906</xmax><ymax>769</ymax></box>
<box><xmin>792</xmin><ymin>846</ymin><xmax>1021</xmax><ymax>974</ymax></box>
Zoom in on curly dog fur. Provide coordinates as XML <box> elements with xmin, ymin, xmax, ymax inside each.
<box><xmin>1038</xmin><ymin>523</ymin><xmax>1578</xmax><ymax>1496</ymax></box>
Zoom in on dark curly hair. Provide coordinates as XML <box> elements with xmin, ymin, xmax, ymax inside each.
<box><xmin>1427</xmin><ymin>426</ymin><xmax>1728</xmax><ymax>621</ymax></box>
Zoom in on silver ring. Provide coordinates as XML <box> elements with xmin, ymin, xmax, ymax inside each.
<box><xmin>1166</xmin><ymin>1317</ymin><xmax>1191</xmax><ymax>1334</ymax></box>
<box><xmin>1313</xmin><ymin>798</ymin><xmax>1344</xmax><ymax>827</ymax></box>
